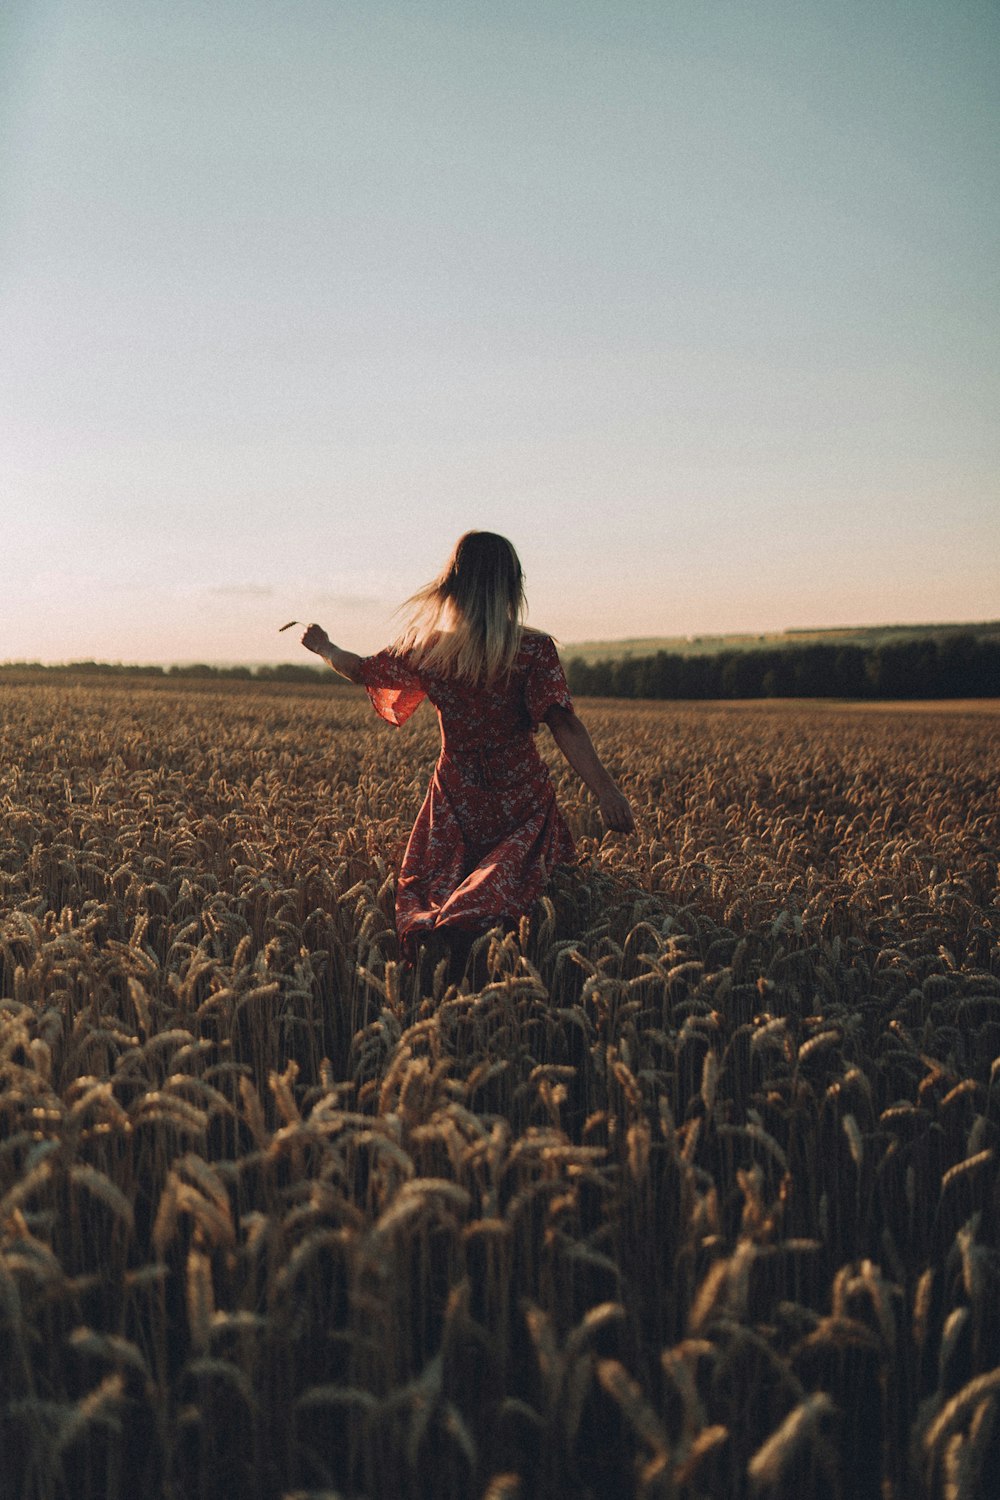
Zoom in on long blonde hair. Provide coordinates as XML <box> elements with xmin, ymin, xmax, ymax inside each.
<box><xmin>394</xmin><ymin>531</ymin><xmax>527</xmax><ymax>682</ymax></box>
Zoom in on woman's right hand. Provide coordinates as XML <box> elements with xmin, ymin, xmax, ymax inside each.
<box><xmin>301</xmin><ymin>623</ymin><xmax>331</xmax><ymax>657</ymax></box>
<box><xmin>598</xmin><ymin>785</ymin><xmax>636</xmax><ymax>834</ymax></box>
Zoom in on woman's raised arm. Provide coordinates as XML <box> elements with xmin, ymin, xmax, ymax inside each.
<box><xmin>544</xmin><ymin>704</ymin><xmax>635</xmax><ymax>833</ymax></box>
<box><xmin>301</xmin><ymin>624</ymin><xmax>364</xmax><ymax>683</ymax></box>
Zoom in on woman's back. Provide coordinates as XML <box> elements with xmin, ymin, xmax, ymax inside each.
<box><xmin>299</xmin><ymin>529</ymin><xmax>634</xmax><ymax>958</ymax></box>
<box><xmin>362</xmin><ymin>629</ymin><xmax>571</xmax><ymax>752</ymax></box>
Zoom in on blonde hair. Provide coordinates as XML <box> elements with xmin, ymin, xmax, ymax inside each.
<box><xmin>393</xmin><ymin>531</ymin><xmax>527</xmax><ymax>682</ymax></box>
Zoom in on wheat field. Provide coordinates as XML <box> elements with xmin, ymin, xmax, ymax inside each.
<box><xmin>1</xmin><ymin>674</ymin><xmax>998</xmax><ymax>1500</ymax></box>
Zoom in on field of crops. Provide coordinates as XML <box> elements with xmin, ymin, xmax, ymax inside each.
<box><xmin>2</xmin><ymin>674</ymin><xmax>999</xmax><ymax>1500</ymax></box>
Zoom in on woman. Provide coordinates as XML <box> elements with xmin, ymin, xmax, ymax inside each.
<box><xmin>301</xmin><ymin>531</ymin><xmax>634</xmax><ymax>959</ymax></box>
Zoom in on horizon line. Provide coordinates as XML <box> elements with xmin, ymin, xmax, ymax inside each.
<box><xmin>4</xmin><ymin>617</ymin><xmax>999</xmax><ymax>671</ymax></box>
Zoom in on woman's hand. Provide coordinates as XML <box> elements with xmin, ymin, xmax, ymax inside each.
<box><xmin>301</xmin><ymin>626</ymin><xmax>365</xmax><ymax>684</ymax></box>
<box><xmin>598</xmin><ymin>785</ymin><xmax>636</xmax><ymax>834</ymax></box>
<box><xmin>301</xmin><ymin>623</ymin><xmax>331</xmax><ymax>658</ymax></box>
<box><xmin>545</xmin><ymin>705</ymin><xmax>636</xmax><ymax>834</ymax></box>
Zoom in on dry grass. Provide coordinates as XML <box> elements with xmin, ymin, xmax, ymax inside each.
<box><xmin>1</xmin><ymin>675</ymin><xmax>999</xmax><ymax>1500</ymax></box>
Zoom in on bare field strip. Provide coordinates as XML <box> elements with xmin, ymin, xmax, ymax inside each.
<box><xmin>1</xmin><ymin>677</ymin><xmax>999</xmax><ymax>1500</ymax></box>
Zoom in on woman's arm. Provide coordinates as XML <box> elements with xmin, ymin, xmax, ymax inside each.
<box><xmin>544</xmin><ymin>704</ymin><xmax>636</xmax><ymax>833</ymax></box>
<box><xmin>301</xmin><ymin>624</ymin><xmax>364</xmax><ymax>683</ymax></box>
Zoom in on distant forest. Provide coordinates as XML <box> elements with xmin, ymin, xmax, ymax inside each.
<box><xmin>564</xmin><ymin>632</ymin><xmax>1000</xmax><ymax>700</ymax></box>
<box><xmin>5</xmin><ymin>632</ymin><xmax>1000</xmax><ymax>698</ymax></box>
<box><xmin>0</xmin><ymin>662</ymin><xmax>327</xmax><ymax>683</ymax></box>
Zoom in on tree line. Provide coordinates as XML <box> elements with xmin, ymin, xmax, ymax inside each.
<box><xmin>0</xmin><ymin>662</ymin><xmax>326</xmax><ymax>682</ymax></box>
<box><xmin>564</xmin><ymin>633</ymin><xmax>1000</xmax><ymax>700</ymax></box>
<box><xmin>6</xmin><ymin>633</ymin><xmax>999</xmax><ymax>699</ymax></box>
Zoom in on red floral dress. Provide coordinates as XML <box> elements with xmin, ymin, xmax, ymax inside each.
<box><xmin>358</xmin><ymin>631</ymin><xmax>576</xmax><ymax>955</ymax></box>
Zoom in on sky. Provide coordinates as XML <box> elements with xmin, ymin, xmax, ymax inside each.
<box><xmin>2</xmin><ymin>0</ymin><xmax>998</xmax><ymax>664</ymax></box>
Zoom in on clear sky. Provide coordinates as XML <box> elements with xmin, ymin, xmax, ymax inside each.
<box><xmin>3</xmin><ymin>0</ymin><xmax>998</xmax><ymax>663</ymax></box>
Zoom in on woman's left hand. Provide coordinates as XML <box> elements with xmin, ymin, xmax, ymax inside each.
<box><xmin>301</xmin><ymin>623</ymin><xmax>331</xmax><ymax>657</ymax></box>
<box><xmin>598</xmin><ymin>785</ymin><xmax>636</xmax><ymax>834</ymax></box>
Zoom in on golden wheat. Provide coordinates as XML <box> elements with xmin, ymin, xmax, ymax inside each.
<box><xmin>0</xmin><ymin>674</ymin><xmax>997</xmax><ymax>1499</ymax></box>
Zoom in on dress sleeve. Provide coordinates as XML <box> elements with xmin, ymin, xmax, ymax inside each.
<box><xmin>524</xmin><ymin>635</ymin><xmax>574</xmax><ymax>727</ymax></box>
<box><xmin>358</xmin><ymin>649</ymin><xmax>427</xmax><ymax>726</ymax></box>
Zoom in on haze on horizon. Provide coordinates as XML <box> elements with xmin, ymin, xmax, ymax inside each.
<box><xmin>3</xmin><ymin>0</ymin><xmax>998</xmax><ymax>666</ymax></box>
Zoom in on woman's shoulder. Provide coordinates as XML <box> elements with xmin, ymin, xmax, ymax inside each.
<box><xmin>517</xmin><ymin>629</ymin><xmax>564</xmax><ymax>673</ymax></box>
<box><xmin>369</xmin><ymin>643</ymin><xmax>417</xmax><ymax>669</ymax></box>
<box><xmin>519</xmin><ymin>627</ymin><xmax>558</xmax><ymax>656</ymax></box>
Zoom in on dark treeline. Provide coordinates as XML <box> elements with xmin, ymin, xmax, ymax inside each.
<box><xmin>0</xmin><ymin>661</ymin><xmax>327</xmax><ymax>683</ymax></box>
<box><xmin>7</xmin><ymin>635</ymin><xmax>1000</xmax><ymax>699</ymax></box>
<box><xmin>565</xmin><ymin>632</ymin><xmax>1000</xmax><ymax>700</ymax></box>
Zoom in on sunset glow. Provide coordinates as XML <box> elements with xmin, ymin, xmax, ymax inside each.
<box><xmin>3</xmin><ymin>1</ymin><xmax>998</xmax><ymax>664</ymax></box>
